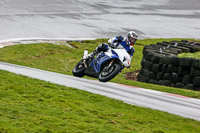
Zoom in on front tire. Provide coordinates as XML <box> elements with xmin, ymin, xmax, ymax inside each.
<box><xmin>72</xmin><ymin>60</ymin><xmax>86</xmax><ymax>77</ymax></box>
<box><xmin>98</xmin><ymin>63</ymin><xmax>121</xmax><ymax>82</ymax></box>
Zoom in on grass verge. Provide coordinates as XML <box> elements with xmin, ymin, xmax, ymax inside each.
<box><xmin>1</xmin><ymin>70</ymin><xmax>200</xmax><ymax>132</ymax></box>
<box><xmin>0</xmin><ymin>38</ymin><xmax>200</xmax><ymax>99</ymax></box>
<box><xmin>178</xmin><ymin>52</ymin><xmax>200</xmax><ymax>59</ymax></box>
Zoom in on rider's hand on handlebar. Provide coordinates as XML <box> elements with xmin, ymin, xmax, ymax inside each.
<box><xmin>116</xmin><ymin>35</ymin><xmax>124</xmax><ymax>42</ymax></box>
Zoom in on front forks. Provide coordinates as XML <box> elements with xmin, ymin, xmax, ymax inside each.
<box><xmin>108</xmin><ymin>59</ymin><xmax>115</xmax><ymax>68</ymax></box>
<box><xmin>103</xmin><ymin>59</ymin><xmax>115</xmax><ymax>72</ymax></box>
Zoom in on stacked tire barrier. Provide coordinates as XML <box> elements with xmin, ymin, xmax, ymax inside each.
<box><xmin>137</xmin><ymin>40</ymin><xmax>200</xmax><ymax>90</ymax></box>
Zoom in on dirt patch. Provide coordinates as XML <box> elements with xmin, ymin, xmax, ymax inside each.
<box><xmin>125</xmin><ymin>70</ymin><xmax>140</xmax><ymax>81</ymax></box>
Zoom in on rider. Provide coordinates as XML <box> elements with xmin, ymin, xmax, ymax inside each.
<box><xmin>87</xmin><ymin>31</ymin><xmax>138</xmax><ymax>66</ymax></box>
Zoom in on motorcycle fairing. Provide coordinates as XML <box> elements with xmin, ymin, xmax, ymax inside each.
<box><xmin>112</xmin><ymin>48</ymin><xmax>131</xmax><ymax>68</ymax></box>
<box><xmin>84</xmin><ymin>64</ymin><xmax>99</xmax><ymax>78</ymax></box>
<box><xmin>90</xmin><ymin>51</ymin><xmax>119</xmax><ymax>73</ymax></box>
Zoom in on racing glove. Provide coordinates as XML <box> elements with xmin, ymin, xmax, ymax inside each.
<box><xmin>114</xmin><ymin>35</ymin><xmax>124</xmax><ymax>43</ymax></box>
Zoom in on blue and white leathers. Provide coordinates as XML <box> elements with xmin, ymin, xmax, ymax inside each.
<box><xmin>108</xmin><ymin>36</ymin><xmax>135</xmax><ymax>57</ymax></box>
<box><xmin>107</xmin><ymin>36</ymin><xmax>134</xmax><ymax>67</ymax></box>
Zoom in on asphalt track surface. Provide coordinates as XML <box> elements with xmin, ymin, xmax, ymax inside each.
<box><xmin>0</xmin><ymin>62</ymin><xmax>200</xmax><ymax>121</ymax></box>
<box><xmin>0</xmin><ymin>0</ymin><xmax>200</xmax><ymax>40</ymax></box>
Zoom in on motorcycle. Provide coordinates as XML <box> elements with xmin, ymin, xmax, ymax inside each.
<box><xmin>72</xmin><ymin>46</ymin><xmax>131</xmax><ymax>82</ymax></box>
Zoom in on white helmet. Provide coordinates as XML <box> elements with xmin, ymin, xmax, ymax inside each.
<box><xmin>126</xmin><ymin>31</ymin><xmax>138</xmax><ymax>46</ymax></box>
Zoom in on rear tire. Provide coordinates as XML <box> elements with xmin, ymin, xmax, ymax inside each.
<box><xmin>72</xmin><ymin>60</ymin><xmax>86</xmax><ymax>77</ymax></box>
<box><xmin>98</xmin><ymin>63</ymin><xmax>121</xmax><ymax>82</ymax></box>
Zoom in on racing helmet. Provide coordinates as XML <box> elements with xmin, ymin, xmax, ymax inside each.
<box><xmin>126</xmin><ymin>31</ymin><xmax>138</xmax><ymax>46</ymax></box>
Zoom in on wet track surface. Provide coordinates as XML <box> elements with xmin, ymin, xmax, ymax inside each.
<box><xmin>0</xmin><ymin>0</ymin><xmax>200</xmax><ymax>40</ymax></box>
<box><xmin>0</xmin><ymin>62</ymin><xmax>200</xmax><ymax>121</ymax></box>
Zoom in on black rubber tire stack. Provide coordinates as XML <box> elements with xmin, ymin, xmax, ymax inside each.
<box><xmin>137</xmin><ymin>40</ymin><xmax>200</xmax><ymax>91</ymax></box>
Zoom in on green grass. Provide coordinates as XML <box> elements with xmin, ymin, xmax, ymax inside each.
<box><xmin>0</xmin><ymin>38</ymin><xmax>200</xmax><ymax>99</ymax></box>
<box><xmin>1</xmin><ymin>70</ymin><xmax>200</xmax><ymax>132</ymax></box>
<box><xmin>178</xmin><ymin>52</ymin><xmax>200</xmax><ymax>59</ymax></box>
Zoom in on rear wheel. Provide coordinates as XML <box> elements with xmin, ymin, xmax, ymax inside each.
<box><xmin>98</xmin><ymin>63</ymin><xmax>121</xmax><ymax>82</ymax></box>
<box><xmin>72</xmin><ymin>60</ymin><xmax>86</xmax><ymax>77</ymax></box>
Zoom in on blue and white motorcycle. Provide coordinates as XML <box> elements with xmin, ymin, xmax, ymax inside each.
<box><xmin>72</xmin><ymin>46</ymin><xmax>131</xmax><ymax>82</ymax></box>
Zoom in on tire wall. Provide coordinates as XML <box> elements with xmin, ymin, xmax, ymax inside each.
<box><xmin>137</xmin><ymin>40</ymin><xmax>200</xmax><ymax>91</ymax></box>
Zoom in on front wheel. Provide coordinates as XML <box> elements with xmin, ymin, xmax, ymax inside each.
<box><xmin>98</xmin><ymin>63</ymin><xmax>122</xmax><ymax>82</ymax></box>
<box><xmin>72</xmin><ymin>60</ymin><xmax>86</xmax><ymax>77</ymax></box>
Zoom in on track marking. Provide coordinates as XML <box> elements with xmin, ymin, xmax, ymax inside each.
<box><xmin>162</xmin><ymin>93</ymin><xmax>191</xmax><ymax>99</ymax></box>
<box><xmin>118</xmin><ymin>84</ymin><xmax>141</xmax><ymax>89</ymax></box>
